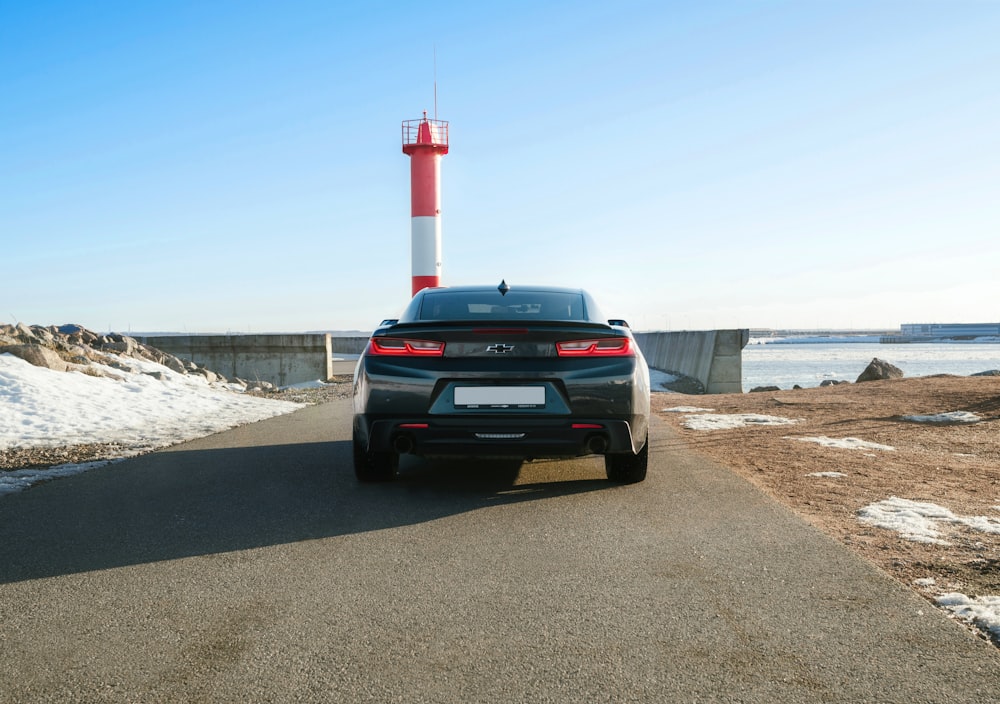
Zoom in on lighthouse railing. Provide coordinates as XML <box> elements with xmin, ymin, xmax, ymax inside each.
<box><xmin>402</xmin><ymin>118</ymin><xmax>449</xmax><ymax>147</ymax></box>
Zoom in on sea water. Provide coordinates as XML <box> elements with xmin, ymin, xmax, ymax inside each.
<box><xmin>742</xmin><ymin>341</ymin><xmax>1000</xmax><ymax>392</ymax></box>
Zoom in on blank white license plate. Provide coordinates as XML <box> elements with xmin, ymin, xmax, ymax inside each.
<box><xmin>454</xmin><ymin>386</ymin><xmax>545</xmax><ymax>407</ymax></box>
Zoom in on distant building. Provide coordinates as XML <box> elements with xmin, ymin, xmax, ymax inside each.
<box><xmin>881</xmin><ymin>323</ymin><xmax>1000</xmax><ymax>343</ymax></box>
<box><xmin>901</xmin><ymin>323</ymin><xmax>1000</xmax><ymax>337</ymax></box>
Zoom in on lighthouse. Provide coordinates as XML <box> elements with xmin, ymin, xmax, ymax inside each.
<box><xmin>402</xmin><ymin>111</ymin><xmax>449</xmax><ymax>296</ymax></box>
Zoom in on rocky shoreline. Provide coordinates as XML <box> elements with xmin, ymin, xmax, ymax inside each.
<box><xmin>1</xmin><ymin>322</ymin><xmax>280</xmax><ymax>391</ymax></box>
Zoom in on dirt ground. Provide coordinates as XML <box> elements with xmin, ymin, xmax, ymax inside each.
<box><xmin>653</xmin><ymin>375</ymin><xmax>1000</xmax><ymax>643</ymax></box>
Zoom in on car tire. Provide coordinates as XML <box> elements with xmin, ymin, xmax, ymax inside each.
<box><xmin>604</xmin><ymin>433</ymin><xmax>648</xmax><ymax>484</ymax></box>
<box><xmin>353</xmin><ymin>432</ymin><xmax>399</xmax><ymax>482</ymax></box>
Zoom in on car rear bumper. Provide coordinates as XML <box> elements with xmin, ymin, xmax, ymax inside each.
<box><xmin>357</xmin><ymin>415</ymin><xmax>639</xmax><ymax>459</ymax></box>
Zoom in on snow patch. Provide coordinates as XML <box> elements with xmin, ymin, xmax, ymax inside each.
<box><xmin>788</xmin><ymin>436</ymin><xmax>895</xmax><ymax>452</ymax></box>
<box><xmin>858</xmin><ymin>497</ymin><xmax>1000</xmax><ymax>545</ymax></box>
<box><xmin>681</xmin><ymin>414</ymin><xmax>799</xmax><ymax>431</ymax></box>
<box><xmin>649</xmin><ymin>369</ymin><xmax>680</xmax><ymax>391</ymax></box>
<box><xmin>901</xmin><ymin>411</ymin><xmax>982</xmax><ymax>424</ymax></box>
<box><xmin>936</xmin><ymin>593</ymin><xmax>1000</xmax><ymax>643</ymax></box>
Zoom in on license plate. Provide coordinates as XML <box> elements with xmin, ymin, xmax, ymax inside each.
<box><xmin>454</xmin><ymin>386</ymin><xmax>545</xmax><ymax>408</ymax></box>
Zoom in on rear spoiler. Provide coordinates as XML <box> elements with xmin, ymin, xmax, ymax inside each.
<box><xmin>379</xmin><ymin>320</ymin><xmax>618</xmax><ymax>332</ymax></box>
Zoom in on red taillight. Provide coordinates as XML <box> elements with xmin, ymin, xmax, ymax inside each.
<box><xmin>555</xmin><ymin>338</ymin><xmax>633</xmax><ymax>357</ymax></box>
<box><xmin>368</xmin><ymin>338</ymin><xmax>445</xmax><ymax>357</ymax></box>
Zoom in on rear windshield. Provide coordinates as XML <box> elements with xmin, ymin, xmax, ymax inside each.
<box><xmin>418</xmin><ymin>291</ymin><xmax>587</xmax><ymax>322</ymax></box>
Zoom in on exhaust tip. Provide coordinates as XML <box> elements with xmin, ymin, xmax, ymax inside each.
<box><xmin>587</xmin><ymin>435</ymin><xmax>609</xmax><ymax>455</ymax></box>
<box><xmin>393</xmin><ymin>435</ymin><xmax>415</xmax><ymax>454</ymax></box>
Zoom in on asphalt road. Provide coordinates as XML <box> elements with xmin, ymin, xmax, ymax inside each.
<box><xmin>1</xmin><ymin>401</ymin><xmax>998</xmax><ymax>703</ymax></box>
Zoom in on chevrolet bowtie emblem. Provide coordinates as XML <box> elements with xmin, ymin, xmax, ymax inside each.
<box><xmin>485</xmin><ymin>343</ymin><xmax>515</xmax><ymax>354</ymax></box>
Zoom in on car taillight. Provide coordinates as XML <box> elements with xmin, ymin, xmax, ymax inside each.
<box><xmin>555</xmin><ymin>338</ymin><xmax>633</xmax><ymax>357</ymax></box>
<box><xmin>368</xmin><ymin>338</ymin><xmax>445</xmax><ymax>356</ymax></box>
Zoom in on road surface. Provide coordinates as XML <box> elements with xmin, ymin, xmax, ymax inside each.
<box><xmin>1</xmin><ymin>400</ymin><xmax>998</xmax><ymax>702</ymax></box>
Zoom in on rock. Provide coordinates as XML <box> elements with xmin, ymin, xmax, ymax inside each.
<box><xmin>78</xmin><ymin>329</ymin><xmax>99</xmax><ymax>345</ymax></box>
<box><xmin>163</xmin><ymin>356</ymin><xmax>188</xmax><ymax>374</ymax></box>
<box><xmin>99</xmin><ymin>334</ymin><xmax>139</xmax><ymax>356</ymax></box>
<box><xmin>31</xmin><ymin>326</ymin><xmax>56</xmax><ymax>345</ymax></box>
<box><xmin>193</xmin><ymin>367</ymin><xmax>218</xmax><ymax>384</ymax></box>
<box><xmin>1</xmin><ymin>344</ymin><xmax>68</xmax><ymax>372</ymax></box>
<box><xmin>750</xmin><ymin>385</ymin><xmax>781</xmax><ymax>393</ymax></box>
<box><xmin>971</xmin><ymin>370</ymin><xmax>1000</xmax><ymax>377</ymax></box>
<box><xmin>820</xmin><ymin>379</ymin><xmax>847</xmax><ymax>387</ymax></box>
<box><xmin>62</xmin><ymin>343</ymin><xmax>95</xmax><ymax>362</ymax></box>
<box><xmin>11</xmin><ymin>323</ymin><xmax>39</xmax><ymax>344</ymax></box>
<box><xmin>856</xmin><ymin>357</ymin><xmax>904</xmax><ymax>383</ymax></box>
<box><xmin>136</xmin><ymin>343</ymin><xmax>166</xmax><ymax>364</ymax></box>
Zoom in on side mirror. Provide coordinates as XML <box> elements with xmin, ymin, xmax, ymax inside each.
<box><xmin>378</xmin><ymin>319</ymin><xmax>399</xmax><ymax>327</ymax></box>
<box><xmin>608</xmin><ymin>319</ymin><xmax>630</xmax><ymax>328</ymax></box>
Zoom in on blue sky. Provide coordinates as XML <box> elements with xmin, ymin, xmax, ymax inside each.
<box><xmin>3</xmin><ymin>0</ymin><xmax>998</xmax><ymax>332</ymax></box>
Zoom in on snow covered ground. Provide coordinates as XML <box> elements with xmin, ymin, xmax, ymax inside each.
<box><xmin>664</xmin><ymin>405</ymin><xmax>1000</xmax><ymax>642</ymax></box>
<box><xmin>1</xmin><ymin>352</ymin><xmax>304</xmax><ymax>495</ymax></box>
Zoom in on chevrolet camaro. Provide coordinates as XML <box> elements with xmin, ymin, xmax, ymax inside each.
<box><xmin>352</xmin><ymin>282</ymin><xmax>651</xmax><ymax>483</ymax></box>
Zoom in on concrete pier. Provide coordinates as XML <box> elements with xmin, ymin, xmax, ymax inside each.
<box><xmin>634</xmin><ymin>330</ymin><xmax>749</xmax><ymax>394</ymax></box>
<box><xmin>141</xmin><ymin>334</ymin><xmax>333</xmax><ymax>388</ymax></box>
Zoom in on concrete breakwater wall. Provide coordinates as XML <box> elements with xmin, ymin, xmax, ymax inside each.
<box><xmin>141</xmin><ymin>334</ymin><xmax>332</xmax><ymax>388</ymax></box>
<box><xmin>634</xmin><ymin>330</ymin><xmax>749</xmax><ymax>394</ymax></box>
<box><xmin>331</xmin><ymin>337</ymin><xmax>370</xmax><ymax>355</ymax></box>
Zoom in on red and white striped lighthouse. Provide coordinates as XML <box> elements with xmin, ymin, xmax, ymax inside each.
<box><xmin>402</xmin><ymin>111</ymin><xmax>449</xmax><ymax>296</ymax></box>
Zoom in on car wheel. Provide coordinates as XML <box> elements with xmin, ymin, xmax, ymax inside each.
<box><xmin>353</xmin><ymin>433</ymin><xmax>399</xmax><ymax>482</ymax></box>
<box><xmin>604</xmin><ymin>433</ymin><xmax>648</xmax><ymax>484</ymax></box>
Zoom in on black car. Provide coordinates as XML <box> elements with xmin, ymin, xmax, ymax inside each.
<box><xmin>352</xmin><ymin>282</ymin><xmax>651</xmax><ymax>483</ymax></box>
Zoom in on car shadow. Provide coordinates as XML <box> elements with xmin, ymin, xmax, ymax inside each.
<box><xmin>0</xmin><ymin>440</ymin><xmax>612</xmax><ymax>584</ymax></box>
